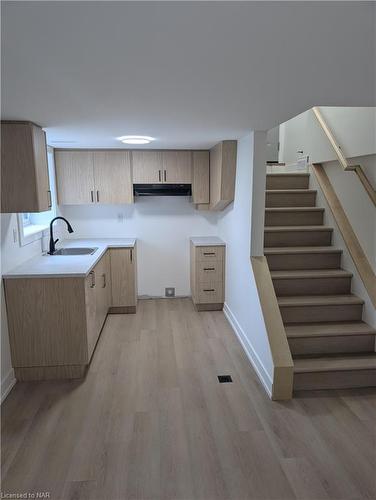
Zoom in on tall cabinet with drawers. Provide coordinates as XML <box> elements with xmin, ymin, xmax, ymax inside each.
<box><xmin>190</xmin><ymin>237</ymin><xmax>226</xmax><ymax>311</ymax></box>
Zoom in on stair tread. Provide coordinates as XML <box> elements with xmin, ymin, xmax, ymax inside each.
<box><xmin>294</xmin><ymin>354</ymin><xmax>376</xmax><ymax>373</ymax></box>
<box><xmin>265</xmin><ymin>207</ymin><xmax>324</xmax><ymax>212</ymax></box>
<box><xmin>278</xmin><ymin>294</ymin><xmax>364</xmax><ymax>307</ymax></box>
<box><xmin>264</xmin><ymin>246</ymin><xmax>342</xmax><ymax>254</ymax></box>
<box><xmin>286</xmin><ymin>321</ymin><xmax>376</xmax><ymax>338</ymax></box>
<box><xmin>271</xmin><ymin>269</ymin><xmax>352</xmax><ymax>279</ymax></box>
<box><xmin>265</xmin><ymin>226</ymin><xmax>333</xmax><ymax>232</ymax></box>
<box><xmin>266</xmin><ymin>189</ymin><xmax>316</xmax><ymax>194</ymax></box>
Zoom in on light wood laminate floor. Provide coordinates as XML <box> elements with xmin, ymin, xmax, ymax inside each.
<box><xmin>2</xmin><ymin>298</ymin><xmax>375</xmax><ymax>500</ymax></box>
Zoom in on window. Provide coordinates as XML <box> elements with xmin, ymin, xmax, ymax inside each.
<box><xmin>18</xmin><ymin>147</ymin><xmax>57</xmax><ymax>246</ymax></box>
<box><xmin>22</xmin><ymin>213</ymin><xmax>32</xmax><ymax>227</ymax></box>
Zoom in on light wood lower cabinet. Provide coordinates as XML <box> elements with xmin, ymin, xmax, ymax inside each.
<box><xmin>109</xmin><ymin>246</ymin><xmax>138</xmax><ymax>313</ymax></box>
<box><xmin>190</xmin><ymin>242</ymin><xmax>225</xmax><ymax>311</ymax></box>
<box><xmin>4</xmin><ymin>247</ymin><xmax>136</xmax><ymax>381</ymax></box>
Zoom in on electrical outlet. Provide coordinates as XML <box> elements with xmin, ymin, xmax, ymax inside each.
<box><xmin>165</xmin><ymin>287</ymin><xmax>175</xmax><ymax>297</ymax></box>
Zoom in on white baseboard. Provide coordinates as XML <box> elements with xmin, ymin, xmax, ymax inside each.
<box><xmin>223</xmin><ymin>303</ymin><xmax>273</xmax><ymax>398</ymax></box>
<box><xmin>1</xmin><ymin>368</ymin><xmax>16</xmax><ymax>404</ymax></box>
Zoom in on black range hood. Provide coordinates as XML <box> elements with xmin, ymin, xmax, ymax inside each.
<box><xmin>133</xmin><ymin>184</ymin><xmax>192</xmax><ymax>197</ymax></box>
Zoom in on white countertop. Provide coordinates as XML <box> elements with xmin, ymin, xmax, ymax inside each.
<box><xmin>190</xmin><ymin>236</ymin><xmax>225</xmax><ymax>246</ymax></box>
<box><xmin>3</xmin><ymin>238</ymin><xmax>136</xmax><ymax>279</ymax></box>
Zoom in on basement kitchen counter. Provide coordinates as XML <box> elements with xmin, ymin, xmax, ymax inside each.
<box><xmin>3</xmin><ymin>238</ymin><xmax>137</xmax><ymax>279</ymax></box>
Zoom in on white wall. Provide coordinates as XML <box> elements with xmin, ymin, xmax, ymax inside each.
<box><xmin>279</xmin><ymin>107</ymin><xmax>376</xmax><ymax>165</ymax></box>
<box><xmin>60</xmin><ymin>198</ymin><xmax>219</xmax><ymax>297</ymax></box>
<box><xmin>217</xmin><ymin>132</ymin><xmax>274</xmax><ymax>396</ymax></box>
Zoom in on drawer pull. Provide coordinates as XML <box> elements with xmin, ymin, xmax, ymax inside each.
<box><xmin>203</xmin><ymin>288</ymin><xmax>215</xmax><ymax>292</ymax></box>
<box><xmin>90</xmin><ymin>271</ymin><xmax>95</xmax><ymax>288</ymax></box>
<box><xmin>203</xmin><ymin>252</ymin><xmax>216</xmax><ymax>256</ymax></box>
<box><xmin>204</xmin><ymin>267</ymin><xmax>215</xmax><ymax>271</ymax></box>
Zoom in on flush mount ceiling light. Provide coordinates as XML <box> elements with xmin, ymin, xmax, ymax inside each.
<box><xmin>117</xmin><ymin>135</ymin><xmax>155</xmax><ymax>145</ymax></box>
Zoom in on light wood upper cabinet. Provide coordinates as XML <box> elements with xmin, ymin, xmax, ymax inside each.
<box><xmin>162</xmin><ymin>151</ymin><xmax>192</xmax><ymax>184</ymax></box>
<box><xmin>1</xmin><ymin>121</ymin><xmax>51</xmax><ymax>213</ymax></box>
<box><xmin>55</xmin><ymin>150</ymin><xmax>95</xmax><ymax>205</ymax></box>
<box><xmin>192</xmin><ymin>151</ymin><xmax>210</xmax><ymax>204</ymax></box>
<box><xmin>209</xmin><ymin>141</ymin><xmax>237</xmax><ymax>210</ymax></box>
<box><xmin>93</xmin><ymin>151</ymin><xmax>133</xmax><ymax>204</ymax></box>
<box><xmin>132</xmin><ymin>151</ymin><xmax>163</xmax><ymax>184</ymax></box>
<box><xmin>110</xmin><ymin>247</ymin><xmax>137</xmax><ymax>310</ymax></box>
<box><xmin>55</xmin><ymin>150</ymin><xmax>134</xmax><ymax>205</ymax></box>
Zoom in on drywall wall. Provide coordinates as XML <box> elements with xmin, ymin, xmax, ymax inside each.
<box><xmin>279</xmin><ymin>107</ymin><xmax>376</xmax><ymax>165</ymax></box>
<box><xmin>60</xmin><ymin>199</ymin><xmax>219</xmax><ymax>297</ymax></box>
<box><xmin>217</xmin><ymin>132</ymin><xmax>274</xmax><ymax>396</ymax></box>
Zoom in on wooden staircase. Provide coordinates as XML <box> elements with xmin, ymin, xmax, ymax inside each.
<box><xmin>264</xmin><ymin>173</ymin><xmax>376</xmax><ymax>391</ymax></box>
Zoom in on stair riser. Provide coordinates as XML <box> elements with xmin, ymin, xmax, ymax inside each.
<box><xmin>266</xmin><ymin>252</ymin><xmax>342</xmax><ymax>270</ymax></box>
<box><xmin>265</xmin><ymin>192</ymin><xmax>316</xmax><ymax>208</ymax></box>
<box><xmin>289</xmin><ymin>335</ymin><xmax>375</xmax><ymax>356</ymax></box>
<box><xmin>265</xmin><ymin>211</ymin><xmax>324</xmax><ymax>226</ymax></box>
<box><xmin>273</xmin><ymin>277</ymin><xmax>352</xmax><ymax>296</ymax></box>
<box><xmin>293</xmin><ymin>369</ymin><xmax>376</xmax><ymax>391</ymax></box>
<box><xmin>264</xmin><ymin>230</ymin><xmax>332</xmax><ymax>247</ymax></box>
<box><xmin>280</xmin><ymin>304</ymin><xmax>363</xmax><ymax>323</ymax></box>
<box><xmin>266</xmin><ymin>176</ymin><xmax>309</xmax><ymax>190</ymax></box>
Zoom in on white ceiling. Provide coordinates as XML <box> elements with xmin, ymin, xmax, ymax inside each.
<box><xmin>2</xmin><ymin>1</ymin><xmax>375</xmax><ymax>149</ymax></box>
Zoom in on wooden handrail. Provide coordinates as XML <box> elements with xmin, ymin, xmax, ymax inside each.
<box><xmin>312</xmin><ymin>107</ymin><xmax>376</xmax><ymax>207</ymax></box>
<box><xmin>251</xmin><ymin>256</ymin><xmax>294</xmax><ymax>400</ymax></box>
<box><xmin>312</xmin><ymin>164</ymin><xmax>376</xmax><ymax>308</ymax></box>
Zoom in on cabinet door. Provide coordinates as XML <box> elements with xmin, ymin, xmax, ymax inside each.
<box><xmin>1</xmin><ymin>121</ymin><xmax>51</xmax><ymax>213</ymax></box>
<box><xmin>95</xmin><ymin>252</ymin><xmax>111</xmax><ymax>335</ymax></box>
<box><xmin>132</xmin><ymin>151</ymin><xmax>163</xmax><ymax>184</ymax></box>
<box><xmin>162</xmin><ymin>151</ymin><xmax>192</xmax><ymax>184</ymax></box>
<box><xmin>110</xmin><ymin>247</ymin><xmax>137</xmax><ymax>307</ymax></box>
<box><xmin>86</xmin><ymin>252</ymin><xmax>111</xmax><ymax>359</ymax></box>
<box><xmin>93</xmin><ymin>151</ymin><xmax>133</xmax><ymax>204</ymax></box>
<box><xmin>192</xmin><ymin>151</ymin><xmax>209</xmax><ymax>204</ymax></box>
<box><xmin>85</xmin><ymin>270</ymin><xmax>98</xmax><ymax>359</ymax></box>
<box><xmin>55</xmin><ymin>150</ymin><xmax>95</xmax><ymax>205</ymax></box>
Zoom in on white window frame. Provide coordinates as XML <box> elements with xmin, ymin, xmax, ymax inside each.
<box><xmin>17</xmin><ymin>214</ymin><xmax>49</xmax><ymax>246</ymax></box>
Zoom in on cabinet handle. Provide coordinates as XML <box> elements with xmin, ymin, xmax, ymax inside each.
<box><xmin>47</xmin><ymin>190</ymin><xmax>52</xmax><ymax>209</ymax></box>
<box><xmin>130</xmin><ymin>249</ymin><xmax>133</xmax><ymax>262</ymax></box>
<box><xmin>96</xmin><ymin>190</ymin><xmax>99</xmax><ymax>202</ymax></box>
<box><xmin>164</xmin><ymin>170</ymin><xmax>167</xmax><ymax>182</ymax></box>
<box><xmin>90</xmin><ymin>271</ymin><xmax>95</xmax><ymax>288</ymax></box>
<box><xmin>203</xmin><ymin>288</ymin><xmax>215</xmax><ymax>292</ymax></box>
<box><xmin>203</xmin><ymin>267</ymin><xmax>215</xmax><ymax>271</ymax></box>
<box><xmin>203</xmin><ymin>252</ymin><xmax>216</xmax><ymax>256</ymax></box>
<box><xmin>102</xmin><ymin>273</ymin><xmax>106</xmax><ymax>288</ymax></box>
<box><xmin>91</xmin><ymin>190</ymin><xmax>94</xmax><ymax>203</ymax></box>
<box><xmin>158</xmin><ymin>170</ymin><xmax>161</xmax><ymax>182</ymax></box>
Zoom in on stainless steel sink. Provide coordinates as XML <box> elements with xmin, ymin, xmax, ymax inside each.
<box><xmin>51</xmin><ymin>247</ymin><xmax>98</xmax><ymax>256</ymax></box>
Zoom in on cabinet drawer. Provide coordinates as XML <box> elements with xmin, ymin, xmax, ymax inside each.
<box><xmin>196</xmin><ymin>246</ymin><xmax>224</xmax><ymax>262</ymax></box>
<box><xmin>197</xmin><ymin>261</ymin><xmax>223</xmax><ymax>283</ymax></box>
<box><xmin>197</xmin><ymin>282</ymin><xmax>224</xmax><ymax>304</ymax></box>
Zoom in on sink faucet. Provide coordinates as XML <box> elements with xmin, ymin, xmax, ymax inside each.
<box><xmin>48</xmin><ymin>217</ymin><xmax>74</xmax><ymax>255</ymax></box>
